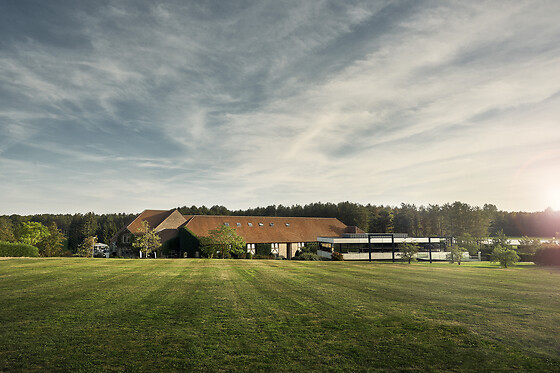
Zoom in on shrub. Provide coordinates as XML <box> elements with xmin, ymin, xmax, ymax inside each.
<box><xmin>295</xmin><ymin>252</ymin><xmax>321</xmax><ymax>261</ymax></box>
<box><xmin>331</xmin><ymin>252</ymin><xmax>344</xmax><ymax>261</ymax></box>
<box><xmin>447</xmin><ymin>246</ymin><xmax>467</xmax><ymax>265</ymax></box>
<box><xmin>518</xmin><ymin>253</ymin><xmax>535</xmax><ymax>262</ymax></box>
<box><xmin>301</xmin><ymin>242</ymin><xmax>318</xmax><ymax>254</ymax></box>
<box><xmin>246</xmin><ymin>252</ymin><xmax>253</xmax><ymax>259</ymax></box>
<box><xmin>255</xmin><ymin>243</ymin><xmax>272</xmax><ymax>257</ymax></box>
<box><xmin>533</xmin><ymin>246</ymin><xmax>560</xmax><ymax>266</ymax></box>
<box><xmin>252</xmin><ymin>254</ymin><xmax>274</xmax><ymax>259</ymax></box>
<box><xmin>491</xmin><ymin>245</ymin><xmax>519</xmax><ymax>268</ymax></box>
<box><xmin>399</xmin><ymin>242</ymin><xmax>419</xmax><ymax>264</ymax></box>
<box><xmin>0</xmin><ymin>241</ymin><xmax>39</xmax><ymax>257</ymax></box>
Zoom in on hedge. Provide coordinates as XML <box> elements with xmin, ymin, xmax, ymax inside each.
<box><xmin>0</xmin><ymin>241</ymin><xmax>39</xmax><ymax>257</ymax></box>
<box><xmin>533</xmin><ymin>246</ymin><xmax>560</xmax><ymax>266</ymax></box>
<box><xmin>255</xmin><ymin>243</ymin><xmax>272</xmax><ymax>257</ymax></box>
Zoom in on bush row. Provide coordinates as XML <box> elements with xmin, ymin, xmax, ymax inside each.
<box><xmin>533</xmin><ymin>246</ymin><xmax>560</xmax><ymax>266</ymax></box>
<box><xmin>0</xmin><ymin>241</ymin><xmax>39</xmax><ymax>257</ymax></box>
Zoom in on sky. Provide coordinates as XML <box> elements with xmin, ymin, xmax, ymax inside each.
<box><xmin>1</xmin><ymin>0</ymin><xmax>560</xmax><ymax>215</ymax></box>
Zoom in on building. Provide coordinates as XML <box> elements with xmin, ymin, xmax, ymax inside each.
<box><xmin>317</xmin><ymin>233</ymin><xmax>452</xmax><ymax>261</ymax></box>
<box><xmin>110</xmin><ymin>209</ymin><xmax>356</xmax><ymax>258</ymax></box>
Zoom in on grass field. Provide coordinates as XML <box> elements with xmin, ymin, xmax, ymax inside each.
<box><xmin>1</xmin><ymin>259</ymin><xmax>559</xmax><ymax>372</ymax></box>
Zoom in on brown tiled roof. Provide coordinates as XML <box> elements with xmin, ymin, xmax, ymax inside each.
<box><xmin>127</xmin><ymin>210</ymin><xmax>171</xmax><ymax>234</ymax></box>
<box><xmin>184</xmin><ymin>215</ymin><xmax>348</xmax><ymax>243</ymax></box>
<box><xmin>155</xmin><ymin>210</ymin><xmax>188</xmax><ymax>231</ymax></box>
<box><xmin>157</xmin><ymin>228</ymin><xmax>181</xmax><ymax>243</ymax></box>
<box><xmin>127</xmin><ymin>209</ymin><xmax>188</xmax><ymax>235</ymax></box>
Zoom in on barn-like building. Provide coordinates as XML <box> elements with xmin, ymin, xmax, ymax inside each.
<box><xmin>110</xmin><ymin>209</ymin><xmax>357</xmax><ymax>258</ymax></box>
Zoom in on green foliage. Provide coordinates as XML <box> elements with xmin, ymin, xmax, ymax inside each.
<box><xmin>0</xmin><ymin>217</ymin><xmax>16</xmax><ymax>242</ymax></box>
<box><xmin>398</xmin><ymin>242</ymin><xmax>419</xmax><ymax>264</ymax></box>
<box><xmin>295</xmin><ymin>252</ymin><xmax>321</xmax><ymax>261</ymax></box>
<box><xmin>370</xmin><ymin>208</ymin><xmax>394</xmax><ymax>233</ymax></box>
<box><xmin>255</xmin><ymin>243</ymin><xmax>272</xmax><ymax>257</ymax></box>
<box><xmin>0</xmin><ymin>241</ymin><xmax>39</xmax><ymax>257</ymax></box>
<box><xmin>65</xmin><ymin>212</ymin><xmax>136</xmax><ymax>252</ymax></box>
<box><xmin>132</xmin><ymin>221</ymin><xmax>162</xmax><ymax>257</ymax></box>
<box><xmin>179</xmin><ymin>227</ymin><xmax>200</xmax><ymax>258</ymax></box>
<box><xmin>301</xmin><ymin>242</ymin><xmax>318</xmax><ymax>254</ymax></box>
<box><xmin>37</xmin><ymin>222</ymin><xmax>65</xmax><ymax>257</ymax></box>
<box><xmin>199</xmin><ymin>236</ymin><xmax>217</xmax><ymax>258</ymax></box>
<box><xmin>201</xmin><ymin>225</ymin><xmax>246</xmax><ymax>259</ymax></box>
<box><xmin>331</xmin><ymin>252</ymin><xmax>344</xmax><ymax>261</ymax></box>
<box><xmin>518</xmin><ymin>236</ymin><xmax>542</xmax><ymax>261</ymax></box>
<box><xmin>492</xmin><ymin>230</ymin><xmax>511</xmax><ymax>249</ymax></box>
<box><xmin>456</xmin><ymin>233</ymin><xmax>479</xmax><ymax>255</ymax></box>
<box><xmin>491</xmin><ymin>245</ymin><xmax>519</xmax><ymax>268</ymax></box>
<box><xmin>80</xmin><ymin>212</ymin><xmax>98</xmax><ymax>238</ymax></box>
<box><xmin>76</xmin><ymin>236</ymin><xmax>97</xmax><ymax>257</ymax></box>
<box><xmin>18</xmin><ymin>221</ymin><xmax>50</xmax><ymax>246</ymax></box>
<box><xmin>533</xmin><ymin>245</ymin><xmax>560</xmax><ymax>266</ymax></box>
<box><xmin>448</xmin><ymin>246</ymin><xmax>467</xmax><ymax>265</ymax></box>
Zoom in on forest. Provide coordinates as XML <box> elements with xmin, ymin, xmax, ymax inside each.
<box><xmin>1</xmin><ymin>201</ymin><xmax>559</xmax><ymax>254</ymax></box>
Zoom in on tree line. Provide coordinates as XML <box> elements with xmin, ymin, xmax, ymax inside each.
<box><xmin>1</xmin><ymin>201</ymin><xmax>559</xmax><ymax>255</ymax></box>
<box><xmin>178</xmin><ymin>201</ymin><xmax>560</xmax><ymax>239</ymax></box>
<box><xmin>0</xmin><ymin>213</ymin><xmax>136</xmax><ymax>253</ymax></box>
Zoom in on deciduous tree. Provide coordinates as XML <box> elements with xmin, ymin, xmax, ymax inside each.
<box><xmin>491</xmin><ymin>245</ymin><xmax>519</xmax><ymax>268</ymax></box>
<box><xmin>456</xmin><ymin>233</ymin><xmax>479</xmax><ymax>255</ymax></box>
<box><xmin>398</xmin><ymin>242</ymin><xmax>419</xmax><ymax>264</ymax></box>
<box><xmin>448</xmin><ymin>246</ymin><xmax>467</xmax><ymax>265</ymax></box>
<box><xmin>37</xmin><ymin>222</ymin><xmax>65</xmax><ymax>257</ymax></box>
<box><xmin>0</xmin><ymin>217</ymin><xmax>16</xmax><ymax>242</ymax></box>
<box><xmin>18</xmin><ymin>222</ymin><xmax>50</xmax><ymax>246</ymax></box>
<box><xmin>492</xmin><ymin>230</ymin><xmax>511</xmax><ymax>249</ymax></box>
<box><xmin>202</xmin><ymin>225</ymin><xmax>246</xmax><ymax>259</ymax></box>
<box><xmin>132</xmin><ymin>221</ymin><xmax>161</xmax><ymax>258</ymax></box>
<box><xmin>77</xmin><ymin>236</ymin><xmax>97</xmax><ymax>257</ymax></box>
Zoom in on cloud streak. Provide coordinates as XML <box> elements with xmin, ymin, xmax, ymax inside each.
<box><xmin>1</xmin><ymin>1</ymin><xmax>560</xmax><ymax>214</ymax></box>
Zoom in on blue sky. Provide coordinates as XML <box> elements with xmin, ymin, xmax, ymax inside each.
<box><xmin>1</xmin><ymin>0</ymin><xmax>560</xmax><ymax>214</ymax></box>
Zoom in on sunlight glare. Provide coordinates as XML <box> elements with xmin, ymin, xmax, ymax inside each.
<box><xmin>546</xmin><ymin>189</ymin><xmax>560</xmax><ymax>211</ymax></box>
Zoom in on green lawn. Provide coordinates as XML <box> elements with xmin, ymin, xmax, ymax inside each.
<box><xmin>1</xmin><ymin>259</ymin><xmax>559</xmax><ymax>372</ymax></box>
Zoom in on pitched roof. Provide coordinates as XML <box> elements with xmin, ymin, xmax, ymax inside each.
<box><xmin>127</xmin><ymin>209</ymin><xmax>188</xmax><ymax>235</ymax></box>
<box><xmin>127</xmin><ymin>210</ymin><xmax>171</xmax><ymax>234</ymax></box>
<box><xmin>183</xmin><ymin>215</ymin><xmax>348</xmax><ymax>243</ymax></box>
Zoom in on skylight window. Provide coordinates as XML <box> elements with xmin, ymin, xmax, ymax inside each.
<box><xmin>224</xmin><ymin>222</ymin><xmax>229</xmax><ymax>226</ymax></box>
<box><xmin>270</xmin><ymin>223</ymin><xmax>274</xmax><ymax>227</ymax></box>
<box><xmin>248</xmin><ymin>223</ymin><xmax>253</xmax><ymax>227</ymax></box>
<box><xmin>237</xmin><ymin>223</ymin><xmax>241</xmax><ymax>227</ymax></box>
<box><xmin>285</xmin><ymin>223</ymin><xmax>290</xmax><ymax>227</ymax></box>
<box><xmin>258</xmin><ymin>223</ymin><xmax>264</xmax><ymax>226</ymax></box>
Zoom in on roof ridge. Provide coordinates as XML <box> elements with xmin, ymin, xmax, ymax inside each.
<box><xmin>184</xmin><ymin>214</ymin><xmax>341</xmax><ymax>220</ymax></box>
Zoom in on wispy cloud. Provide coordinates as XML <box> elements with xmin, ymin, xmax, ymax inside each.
<box><xmin>1</xmin><ymin>1</ymin><xmax>559</xmax><ymax>214</ymax></box>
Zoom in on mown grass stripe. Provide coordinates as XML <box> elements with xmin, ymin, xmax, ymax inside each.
<box><xmin>0</xmin><ymin>259</ymin><xmax>559</xmax><ymax>372</ymax></box>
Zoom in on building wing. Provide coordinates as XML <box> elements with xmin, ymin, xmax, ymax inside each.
<box><xmin>184</xmin><ymin>215</ymin><xmax>348</xmax><ymax>243</ymax></box>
